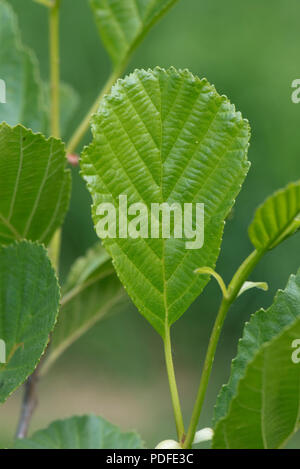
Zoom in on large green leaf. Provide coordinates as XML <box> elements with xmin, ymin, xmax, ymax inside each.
<box><xmin>213</xmin><ymin>316</ymin><xmax>300</xmax><ymax>449</ymax></box>
<box><xmin>0</xmin><ymin>0</ymin><xmax>79</xmax><ymax>138</ymax></box>
<box><xmin>0</xmin><ymin>241</ymin><xmax>59</xmax><ymax>403</ymax></box>
<box><xmin>82</xmin><ymin>67</ymin><xmax>250</xmax><ymax>337</ymax></box>
<box><xmin>0</xmin><ymin>123</ymin><xmax>71</xmax><ymax>246</ymax></box>
<box><xmin>45</xmin><ymin>243</ymin><xmax>127</xmax><ymax>371</ymax></box>
<box><xmin>14</xmin><ymin>415</ymin><xmax>144</xmax><ymax>449</ymax></box>
<box><xmin>214</xmin><ymin>268</ymin><xmax>300</xmax><ymax>426</ymax></box>
<box><xmin>90</xmin><ymin>0</ymin><xmax>179</xmax><ymax>66</ymax></box>
<box><xmin>248</xmin><ymin>181</ymin><xmax>300</xmax><ymax>252</ymax></box>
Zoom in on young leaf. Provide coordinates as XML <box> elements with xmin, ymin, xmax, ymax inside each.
<box><xmin>89</xmin><ymin>0</ymin><xmax>179</xmax><ymax>66</ymax></box>
<box><xmin>0</xmin><ymin>0</ymin><xmax>79</xmax><ymax>138</ymax></box>
<box><xmin>248</xmin><ymin>181</ymin><xmax>300</xmax><ymax>252</ymax></box>
<box><xmin>214</xmin><ymin>269</ymin><xmax>300</xmax><ymax>425</ymax></box>
<box><xmin>237</xmin><ymin>280</ymin><xmax>268</xmax><ymax>297</ymax></box>
<box><xmin>14</xmin><ymin>415</ymin><xmax>144</xmax><ymax>449</ymax></box>
<box><xmin>0</xmin><ymin>241</ymin><xmax>60</xmax><ymax>403</ymax></box>
<box><xmin>45</xmin><ymin>243</ymin><xmax>127</xmax><ymax>371</ymax></box>
<box><xmin>0</xmin><ymin>123</ymin><xmax>71</xmax><ymax>245</ymax></box>
<box><xmin>213</xmin><ymin>316</ymin><xmax>300</xmax><ymax>449</ymax></box>
<box><xmin>82</xmin><ymin>67</ymin><xmax>250</xmax><ymax>337</ymax></box>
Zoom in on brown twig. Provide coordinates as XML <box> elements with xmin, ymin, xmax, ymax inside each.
<box><xmin>15</xmin><ymin>366</ymin><xmax>40</xmax><ymax>439</ymax></box>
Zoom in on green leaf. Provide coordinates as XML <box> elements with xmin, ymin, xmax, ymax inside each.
<box><xmin>0</xmin><ymin>241</ymin><xmax>59</xmax><ymax>403</ymax></box>
<box><xmin>82</xmin><ymin>67</ymin><xmax>250</xmax><ymax>337</ymax></box>
<box><xmin>0</xmin><ymin>0</ymin><xmax>79</xmax><ymax>138</ymax></box>
<box><xmin>248</xmin><ymin>181</ymin><xmax>300</xmax><ymax>252</ymax></box>
<box><xmin>14</xmin><ymin>414</ymin><xmax>144</xmax><ymax>449</ymax></box>
<box><xmin>214</xmin><ymin>269</ymin><xmax>300</xmax><ymax>425</ymax></box>
<box><xmin>213</xmin><ymin>269</ymin><xmax>300</xmax><ymax>448</ymax></box>
<box><xmin>0</xmin><ymin>123</ymin><xmax>71</xmax><ymax>246</ymax></box>
<box><xmin>90</xmin><ymin>0</ymin><xmax>179</xmax><ymax>66</ymax></box>
<box><xmin>237</xmin><ymin>280</ymin><xmax>268</xmax><ymax>297</ymax></box>
<box><xmin>0</xmin><ymin>0</ymin><xmax>47</xmax><ymax>133</ymax></box>
<box><xmin>45</xmin><ymin>243</ymin><xmax>127</xmax><ymax>371</ymax></box>
<box><xmin>213</xmin><ymin>317</ymin><xmax>300</xmax><ymax>449</ymax></box>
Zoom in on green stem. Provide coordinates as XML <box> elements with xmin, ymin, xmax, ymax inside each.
<box><xmin>183</xmin><ymin>249</ymin><xmax>264</xmax><ymax>448</ymax></box>
<box><xmin>66</xmin><ymin>64</ymin><xmax>126</xmax><ymax>155</ymax></box>
<box><xmin>164</xmin><ymin>326</ymin><xmax>185</xmax><ymax>442</ymax></box>
<box><xmin>49</xmin><ymin>0</ymin><xmax>60</xmax><ymax>138</ymax></box>
<box><xmin>48</xmin><ymin>0</ymin><xmax>61</xmax><ymax>271</ymax></box>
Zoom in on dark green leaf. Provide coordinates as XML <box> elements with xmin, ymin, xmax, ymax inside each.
<box><xmin>0</xmin><ymin>123</ymin><xmax>71</xmax><ymax>246</ymax></box>
<box><xmin>14</xmin><ymin>414</ymin><xmax>144</xmax><ymax>449</ymax></box>
<box><xmin>213</xmin><ymin>269</ymin><xmax>300</xmax><ymax>448</ymax></box>
<box><xmin>0</xmin><ymin>241</ymin><xmax>59</xmax><ymax>403</ymax></box>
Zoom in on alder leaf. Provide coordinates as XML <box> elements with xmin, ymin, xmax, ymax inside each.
<box><xmin>89</xmin><ymin>0</ymin><xmax>179</xmax><ymax>66</ymax></box>
<box><xmin>248</xmin><ymin>181</ymin><xmax>300</xmax><ymax>252</ymax></box>
<box><xmin>45</xmin><ymin>243</ymin><xmax>127</xmax><ymax>371</ymax></box>
<box><xmin>14</xmin><ymin>415</ymin><xmax>144</xmax><ymax>449</ymax></box>
<box><xmin>0</xmin><ymin>241</ymin><xmax>59</xmax><ymax>403</ymax></box>
<box><xmin>0</xmin><ymin>123</ymin><xmax>71</xmax><ymax>246</ymax></box>
<box><xmin>213</xmin><ymin>269</ymin><xmax>300</xmax><ymax>448</ymax></box>
<box><xmin>82</xmin><ymin>67</ymin><xmax>250</xmax><ymax>337</ymax></box>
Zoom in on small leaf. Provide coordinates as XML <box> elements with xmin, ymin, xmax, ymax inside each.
<box><xmin>213</xmin><ymin>268</ymin><xmax>300</xmax><ymax>448</ymax></box>
<box><xmin>82</xmin><ymin>67</ymin><xmax>250</xmax><ymax>337</ymax></box>
<box><xmin>45</xmin><ymin>243</ymin><xmax>127</xmax><ymax>371</ymax></box>
<box><xmin>14</xmin><ymin>415</ymin><xmax>144</xmax><ymax>449</ymax></box>
<box><xmin>0</xmin><ymin>241</ymin><xmax>59</xmax><ymax>403</ymax></box>
<box><xmin>89</xmin><ymin>0</ymin><xmax>179</xmax><ymax>66</ymax></box>
<box><xmin>0</xmin><ymin>123</ymin><xmax>71</xmax><ymax>246</ymax></box>
<box><xmin>237</xmin><ymin>280</ymin><xmax>268</xmax><ymax>297</ymax></box>
<box><xmin>248</xmin><ymin>181</ymin><xmax>300</xmax><ymax>252</ymax></box>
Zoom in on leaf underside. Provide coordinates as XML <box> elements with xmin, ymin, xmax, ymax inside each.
<box><xmin>47</xmin><ymin>243</ymin><xmax>127</xmax><ymax>370</ymax></box>
<box><xmin>14</xmin><ymin>415</ymin><xmax>144</xmax><ymax>449</ymax></box>
<box><xmin>248</xmin><ymin>181</ymin><xmax>300</xmax><ymax>251</ymax></box>
<box><xmin>90</xmin><ymin>0</ymin><xmax>179</xmax><ymax>66</ymax></box>
<box><xmin>0</xmin><ymin>241</ymin><xmax>59</xmax><ymax>403</ymax></box>
<box><xmin>213</xmin><ymin>269</ymin><xmax>300</xmax><ymax>449</ymax></box>
<box><xmin>82</xmin><ymin>67</ymin><xmax>250</xmax><ymax>337</ymax></box>
<box><xmin>0</xmin><ymin>123</ymin><xmax>71</xmax><ymax>246</ymax></box>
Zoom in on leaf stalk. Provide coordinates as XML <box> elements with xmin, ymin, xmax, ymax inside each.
<box><xmin>164</xmin><ymin>326</ymin><xmax>185</xmax><ymax>442</ymax></box>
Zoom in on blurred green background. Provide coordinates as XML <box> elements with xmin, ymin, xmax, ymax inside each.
<box><xmin>1</xmin><ymin>0</ymin><xmax>300</xmax><ymax>448</ymax></box>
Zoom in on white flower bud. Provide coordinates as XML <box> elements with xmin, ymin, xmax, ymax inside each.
<box><xmin>193</xmin><ymin>427</ymin><xmax>214</xmax><ymax>444</ymax></box>
<box><xmin>155</xmin><ymin>439</ymin><xmax>182</xmax><ymax>449</ymax></box>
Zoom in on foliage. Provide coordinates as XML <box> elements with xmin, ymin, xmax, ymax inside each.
<box><xmin>0</xmin><ymin>0</ymin><xmax>299</xmax><ymax>451</ymax></box>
